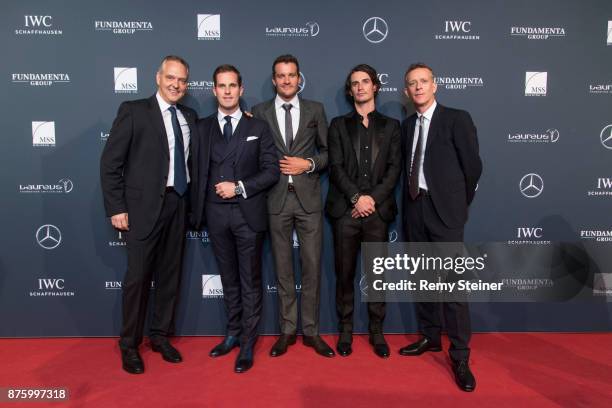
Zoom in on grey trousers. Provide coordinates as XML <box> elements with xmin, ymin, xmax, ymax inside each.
<box><xmin>268</xmin><ymin>192</ymin><xmax>323</xmax><ymax>336</ymax></box>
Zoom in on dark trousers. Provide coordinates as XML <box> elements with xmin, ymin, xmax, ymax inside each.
<box><xmin>268</xmin><ymin>192</ymin><xmax>323</xmax><ymax>336</ymax></box>
<box><xmin>120</xmin><ymin>190</ymin><xmax>187</xmax><ymax>349</ymax></box>
<box><xmin>206</xmin><ymin>203</ymin><xmax>264</xmax><ymax>347</ymax></box>
<box><xmin>332</xmin><ymin>211</ymin><xmax>388</xmax><ymax>335</ymax></box>
<box><xmin>404</xmin><ymin>193</ymin><xmax>471</xmax><ymax>361</ymax></box>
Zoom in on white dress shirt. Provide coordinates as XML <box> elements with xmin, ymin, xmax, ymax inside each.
<box><xmin>216</xmin><ymin>108</ymin><xmax>246</xmax><ymax>198</ymax></box>
<box><xmin>410</xmin><ymin>100</ymin><xmax>437</xmax><ymax>191</ymax></box>
<box><xmin>217</xmin><ymin>107</ymin><xmax>243</xmax><ymax>135</ymax></box>
<box><xmin>274</xmin><ymin>94</ymin><xmax>300</xmax><ymax>143</ymax></box>
<box><xmin>275</xmin><ymin>95</ymin><xmax>300</xmax><ymax>183</ymax></box>
<box><xmin>156</xmin><ymin>92</ymin><xmax>190</xmax><ymax>187</ymax></box>
<box><xmin>273</xmin><ymin>94</ymin><xmax>315</xmax><ymax>181</ymax></box>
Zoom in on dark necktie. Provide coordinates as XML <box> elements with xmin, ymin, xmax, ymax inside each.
<box><xmin>168</xmin><ymin>106</ymin><xmax>187</xmax><ymax>196</ymax></box>
<box><xmin>223</xmin><ymin>115</ymin><xmax>232</xmax><ymax>143</ymax></box>
<box><xmin>409</xmin><ymin>115</ymin><xmax>424</xmax><ymax>200</ymax></box>
<box><xmin>282</xmin><ymin>103</ymin><xmax>293</xmax><ymax>150</ymax></box>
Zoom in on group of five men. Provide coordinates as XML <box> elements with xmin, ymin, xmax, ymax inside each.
<box><xmin>100</xmin><ymin>54</ymin><xmax>482</xmax><ymax>392</ymax></box>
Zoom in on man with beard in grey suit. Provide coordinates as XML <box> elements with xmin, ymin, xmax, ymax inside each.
<box><xmin>252</xmin><ymin>55</ymin><xmax>334</xmax><ymax>358</ymax></box>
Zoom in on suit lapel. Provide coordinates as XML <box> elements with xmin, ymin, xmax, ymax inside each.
<box><xmin>345</xmin><ymin>114</ymin><xmax>360</xmax><ymax>163</ymax></box>
<box><xmin>149</xmin><ymin>95</ymin><xmax>170</xmax><ymax>159</ymax></box>
<box><xmin>265</xmin><ymin>102</ymin><xmax>287</xmax><ymax>154</ymax></box>
<box><xmin>232</xmin><ymin>115</ymin><xmax>250</xmax><ymax>163</ymax></box>
<box><xmin>371</xmin><ymin>114</ymin><xmax>384</xmax><ymax>167</ymax></box>
<box><xmin>405</xmin><ymin>113</ymin><xmax>417</xmax><ymax>173</ymax></box>
<box><xmin>425</xmin><ymin>104</ymin><xmax>442</xmax><ymax>154</ymax></box>
<box><xmin>179</xmin><ymin>103</ymin><xmax>196</xmax><ymax>158</ymax></box>
<box><xmin>292</xmin><ymin>98</ymin><xmax>310</xmax><ymax>151</ymax></box>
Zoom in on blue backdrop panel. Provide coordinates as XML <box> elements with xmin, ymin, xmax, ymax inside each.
<box><xmin>1</xmin><ymin>0</ymin><xmax>611</xmax><ymax>337</ymax></box>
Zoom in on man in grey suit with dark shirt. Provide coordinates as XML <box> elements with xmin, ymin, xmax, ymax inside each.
<box><xmin>252</xmin><ymin>55</ymin><xmax>334</xmax><ymax>358</ymax></box>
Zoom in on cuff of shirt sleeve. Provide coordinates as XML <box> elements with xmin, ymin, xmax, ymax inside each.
<box><xmin>238</xmin><ymin>180</ymin><xmax>247</xmax><ymax>199</ymax></box>
<box><xmin>306</xmin><ymin>158</ymin><xmax>315</xmax><ymax>173</ymax></box>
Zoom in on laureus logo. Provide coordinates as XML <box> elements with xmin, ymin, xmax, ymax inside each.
<box><xmin>507</xmin><ymin>128</ymin><xmax>559</xmax><ymax>144</ymax></box>
<box><xmin>265</xmin><ymin>21</ymin><xmax>320</xmax><ymax>37</ymax></box>
<box><xmin>19</xmin><ymin>178</ymin><xmax>74</xmax><ymax>194</ymax></box>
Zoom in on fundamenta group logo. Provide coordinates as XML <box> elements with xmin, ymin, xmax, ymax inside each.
<box><xmin>94</xmin><ymin>20</ymin><xmax>153</xmax><ymax>35</ymax></box>
<box><xmin>12</xmin><ymin>73</ymin><xmax>70</xmax><ymax>87</ymax></box>
<box><xmin>510</xmin><ymin>25</ymin><xmax>566</xmax><ymax>40</ymax></box>
<box><xmin>435</xmin><ymin>75</ymin><xmax>484</xmax><ymax>90</ymax></box>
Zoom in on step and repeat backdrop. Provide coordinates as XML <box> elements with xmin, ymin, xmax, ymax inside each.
<box><xmin>1</xmin><ymin>0</ymin><xmax>611</xmax><ymax>337</ymax></box>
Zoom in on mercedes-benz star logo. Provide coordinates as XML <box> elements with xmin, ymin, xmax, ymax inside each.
<box><xmin>363</xmin><ymin>17</ymin><xmax>388</xmax><ymax>43</ymax></box>
<box><xmin>600</xmin><ymin>124</ymin><xmax>612</xmax><ymax>150</ymax></box>
<box><xmin>36</xmin><ymin>224</ymin><xmax>62</xmax><ymax>249</ymax></box>
<box><xmin>305</xmin><ymin>21</ymin><xmax>319</xmax><ymax>37</ymax></box>
<box><xmin>519</xmin><ymin>173</ymin><xmax>544</xmax><ymax>198</ymax></box>
<box><xmin>298</xmin><ymin>72</ymin><xmax>306</xmax><ymax>94</ymax></box>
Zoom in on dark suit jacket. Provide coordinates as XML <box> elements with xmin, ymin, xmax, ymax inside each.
<box><xmin>190</xmin><ymin>113</ymin><xmax>280</xmax><ymax>232</ymax></box>
<box><xmin>100</xmin><ymin>95</ymin><xmax>198</xmax><ymax>240</ymax></box>
<box><xmin>251</xmin><ymin>98</ymin><xmax>328</xmax><ymax>214</ymax></box>
<box><xmin>325</xmin><ymin>110</ymin><xmax>402</xmax><ymax>222</ymax></box>
<box><xmin>401</xmin><ymin>103</ymin><xmax>482</xmax><ymax>229</ymax></box>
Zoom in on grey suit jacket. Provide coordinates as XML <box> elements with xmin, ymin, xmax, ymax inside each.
<box><xmin>252</xmin><ymin>98</ymin><xmax>328</xmax><ymax>214</ymax></box>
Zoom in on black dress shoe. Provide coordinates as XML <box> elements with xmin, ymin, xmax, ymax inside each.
<box><xmin>369</xmin><ymin>334</ymin><xmax>390</xmax><ymax>358</ymax></box>
<box><xmin>234</xmin><ymin>346</ymin><xmax>253</xmax><ymax>373</ymax></box>
<box><xmin>452</xmin><ymin>359</ymin><xmax>476</xmax><ymax>392</ymax></box>
<box><xmin>270</xmin><ymin>334</ymin><xmax>296</xmax><ymax>357</ymax></box>
<box><xmin>152</xmin><ymin>340</ymin><xmax>182</xmax><ymax>363</ymax></box>
<box><xmin>303</xmin><ymin>335</ymin><xmax>335</xmax><ymax>357</ymax></box>
<box><xmin>336</xmin><ymin>332</ymin><xmax>352</xmax><ymax>357</ymax></box>
<box><xmin>210</xmin><ymin>336</ymin><xmax>239</xmax><ymax>357</ymax></box>
<box><xmin>121</xmin><ymin>348</ymin><xmax>144</xmax><ymax>374</ymax></box>
<box><xmin>399</xmin><ymin>337</ymin><xmax>442</xmax><ymax>356</ymax></box>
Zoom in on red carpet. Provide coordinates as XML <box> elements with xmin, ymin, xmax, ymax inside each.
<box><xmin>1</xmin><ymin>334</ymin><xmax>611</xmax><ymax>407</ymax></box>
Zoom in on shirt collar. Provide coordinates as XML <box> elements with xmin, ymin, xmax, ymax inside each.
<box><xmin>352</xmin><ymin>109</ymin><xmax>380</xmax><ymax>121</ymax></box>
<box><xmin>156</xmin><ymin>92</ymin><xmax>174</xmax><ymax>112</ymax></box>
<box><xmin>275</xmin><ymin>94</ymin><xmax>300</xmax><ymax>111</ymax></box>
<box><xmin>217</xmin><ymin>108</ymin><xmax>242</xmax><ymax>123</ymax></box>
<box><xmin>417</xmin><ymin>100</ymin><xmax>437</xmax><ymax>122</ymax></box>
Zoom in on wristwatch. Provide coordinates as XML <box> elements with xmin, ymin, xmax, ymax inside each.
<box><xmin>350</xmin><ymin>193</ymin><xmax>360</xmax><ymax>206</ymax></box>
<box><xmin>234</xmin><ymin>182</ymin><xmax>244</xmax><ymax>196</ymax></box>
